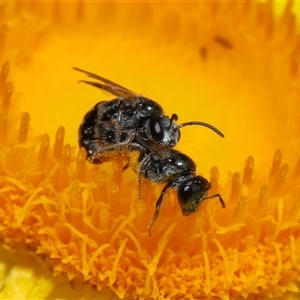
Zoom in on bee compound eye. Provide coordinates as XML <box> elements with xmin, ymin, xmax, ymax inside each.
<box><xmin>149</xmin><ymin>119</ymin><xmax>164</xmax><ymax>142</ymax></box>
<box><xmin>179</xmin><ymin>184</ymin><xmax>193</xmax><ymax>203</ymax></box>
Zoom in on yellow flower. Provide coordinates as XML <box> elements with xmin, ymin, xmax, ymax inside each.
<box><xmin>0</xmin><ymin>1</ymin><xmax>300</xmax><ymax>299</ymax></box>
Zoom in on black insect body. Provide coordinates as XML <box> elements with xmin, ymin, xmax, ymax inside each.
<box><xmin>74</xmin><ymin>67</ymin><xmax>224</xmax><ymax>164</ymax></box>
<box><xmin>79</xmin><ymin>95</ymin><xmax>173</xmax><ymax>163</ymax></box>
<box><xmin>137</xmin><ymin>149</ymin><xmax>226</xmax><ymax>235</ymax></box>
<box><xmin>79</xmin><ymin>98</ymin><xmax>152</xmax><ymax>163</ymax></box>
<box><xmin>74</xmin><ymin>67</ymin><xmax>225</xmax><ymax>234</ymax></box>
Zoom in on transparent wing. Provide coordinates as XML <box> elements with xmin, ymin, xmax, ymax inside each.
<box><xmin>73</xmin><ymin>67</ymin><xmax>139</xmax><ymax>98</ymax></box>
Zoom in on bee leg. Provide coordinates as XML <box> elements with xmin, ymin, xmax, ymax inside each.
<box><xmin>87</xmin><ymin>141</ymin><xmax>146</xmax><ymax>165</ymax></box>
<box><xmin>86</xmin><ymin>145</ymin><xmax>120</xmax><ymax>164</ymax></box>
<box><xmin>203</xmin><ymin>193</ymin><xmax>226</xmax><ymax>208</ymax></box>
<box><xmin>122</xmin><ymin>132</ymin><xmax>137</xmax><ymax>164</ymax></box>
<box><xmin>115</xmin><ymin>102</ymin><xmax>125</xmax><ymax>150</ymax></box>
<box><xmin>123</xmin><ymin>132</ymin><xmax>136</xmax><ymax>150</ymax></box>
<box><xmin>148</xmin><ymin>182</ymin><xmax>172</xmax><ymax>236</ymax></box>
<box><xmin>137</xmin><ymin>152</ymin><xmax>149</xmax><ymax>200</ymax></box>
<box><xmin>138</xmin><ymin>169</ymin><xmax>143</xmax><ymax>200</ymax></box>
<box><xmin>135</xmin><ymin>138</ymin><xmax>162</xmax><ymax>157</ymax></box>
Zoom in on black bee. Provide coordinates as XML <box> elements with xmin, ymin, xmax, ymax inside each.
<box><xmin>74</xmin><ymin>67</ymin><xmax>224</xmax><ymax>164</ymax></box>
<box><xmin>136</xmin><ymin>149</ymin><xmax>226</xmax><ymax>235</ymax></box>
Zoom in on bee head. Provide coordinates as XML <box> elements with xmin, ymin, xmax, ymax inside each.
<box><xmin>146</xmin><ymin>114</ymin><xmax>180</xmax><ymax>147</ymax></box>
<box><xmin>176</xmin><ymin>176</ymin><xmax>212</xmax><ymax>216</ymax></box>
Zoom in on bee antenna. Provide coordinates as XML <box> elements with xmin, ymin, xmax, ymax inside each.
<box><xmin>168</xmin><ymin>113</ymin><xmax>178</xmax><ymax>130</ymax></box>
<box><xmin>203</xmin><ymin>193</ymin><xmax>226</xmax><ymax>208</ymax></box>
<box><xmin>177</xmin><ymin>121</ymin><xmax>224</xmax><ymax>138</ymax></box>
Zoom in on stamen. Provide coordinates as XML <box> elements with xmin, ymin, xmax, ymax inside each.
<box><xmin>271</xmin><ymin>242</ymin><xmax>282</xmax><ymax>285</ymax></box>
<box><xmin>199</xmin><ymin>47</ymin><xmax>207</xmax><ymax>60</ymax></box>
<box><xmin>290</xmin><ymin>60</ymin><xmax>298</xmax><ymax>78</ymax></box>
<box><xmin>280</xmin><ymin>0</ymin><xmax>293</xmax><ymax>27</ymax></box>
<box><xmin>53</xmin><ymin>126</ymin><xmax>65</xmax><ymax>160</ymax></box>
<box><xmin>148</xmin><ymin>221</ymin><xmax>176</xmax><ymax>276</ymax></box>
<box><xmin>99</xmin><ymin>205</ymin><xmax>110</xmax><ymax>231</ymax></box>
<box><xmin>52</xmin><ymin>144</ymin><xmax>71</xmax><ymax>192</ymax></box>
<box><xmin>269</xmin><ymin>149</ymin><xmax>282</xmax><ymax>181</ymax></box>
<box><xmin>18</xmin><ymin>112</ymin><xmax>30</xmax><ymax>144</ymax></box>
<box><xmin>109</xmin><ymin>239</ymin><xmax>127</xmax><ymax>286</ymax></box>
<box><xmin>112</xmin><ymin>155</ymin><xmax>124</xmax><ymax>188</ymax></box>
<box><xmin>54</xmin><ymin>2</ymin><xmax>61</xmax><ymax>23</ymax></box>
<box><xmin>281</xmin><ymin>3</ymin><xmax>295</xmax><ymax>41</ymax></box>
<box><xmin>230</xmin><ymin>172</ymin><xmax>241</xmax><ymax>203</ymax></box>
<box><xmin>289</xmin><ymin>198</ymin><xmax>300</xmax><ymax>223</ymax></box>
<box><xmin>242</xmin><ymin>156</ymin><xmax>254</xmax><ymax>187</ymax></box>
<box><xmin>77</xmin><ymin>1</ymin><xmax>84</xmax><ymax>21</ymax></box>
<box><xmin>0</xmin><ymin>24</ymin><xmax>7</xmax><ymax>55</ymax></box>
<box><xmin>135</xmin><ymin>197</ymin><xmax>146</xmax><ymax>232</ymax></box>
<box><xmin>210</xmin><ymin>165</ymin><xmax>219</xmax><ymax>194</ymax></box>
<box><xmin>6</xmin><ymin>145</ymin><xmax>16</xmax><ymax>170</ymax></box>
<box><xmin>95</xmin><ymin>171</ymin><xmax>108</xmax><ymax>203</ymax></box>
<box><xmin>76</xmin><ymin>148</ymin><xmax>86</xmax><ymax>181</ymax></box>
<box><xmin>0</xmin><ymin>110</ymin><xmax>7</xmax><ymax>145</ymax></box>
<box><xmin>61</xmin><ymin>143</ymin><xmax>71</xmax><ymax>165</ymax></box>
<box><xmin>258</xmin><ymin>184</ymin><xmax>269</xmax><ymax>208</ymax></box>
<box><xmin>69</xmin><ymin>181</ymin><xmax>83</xmax><ymax>210</ymax></box>
<box><xmin>38</xmin><ymin>133</ymin><xmax>50</xmax><ymax>165</ymax></box>
<box><xmin>203</xmin><ymin>250</ymin><xmax>211</xmax><ymax>295</ymax></box>
<box><xmin>290</xmin><ymin>235</ymin><xmax>300</xmax><ymax>269</ymax></box>
<box><xmin>233</xmin><ymin>196</ymin><xmax>248</xmax><ymax>220</ymax></box>
<box><xmin>211</xmin><ymin>238</ymin><xmax>234</xmax><ymax>284</ymax></box>
<box><xmin>2</xmin><ymin>82</ymin><xmax>13</xmax><ymax>111</ymax></box>
<box><xmin>270</xmin><ymin>163</ymin><xmax>289</xmax><ymax>196</ymax></box>
<box><xmin>292</xmin><ymin>157</ymin><xmax>300</xmax><ymax>179</ymax></box>
<box><xmin>0</xmin><ymin>61</ymin><xmax>9</xmax><ymax>94</ymax></box>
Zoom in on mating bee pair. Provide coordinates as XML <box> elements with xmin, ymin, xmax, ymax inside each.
<box><xmin>74</xmin><ymin>67</ymin><xmax>226</xmax><ymax>235</ymax></box>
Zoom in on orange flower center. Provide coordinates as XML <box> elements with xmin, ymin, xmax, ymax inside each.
<box><xmin>0</xmin><ymin>2</ymin><xmax>300</xmax><ymax>299</ymax></box>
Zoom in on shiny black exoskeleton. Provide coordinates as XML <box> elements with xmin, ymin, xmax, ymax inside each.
<box><xmin>74</xmin><ymin>67</ymin><xmax>224</xmax><ymax>164</ymax></box>
<box><xmin>137</xmin><ymin>149</ymin><xmax>226</xmax><ymax>235</ymax></box>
